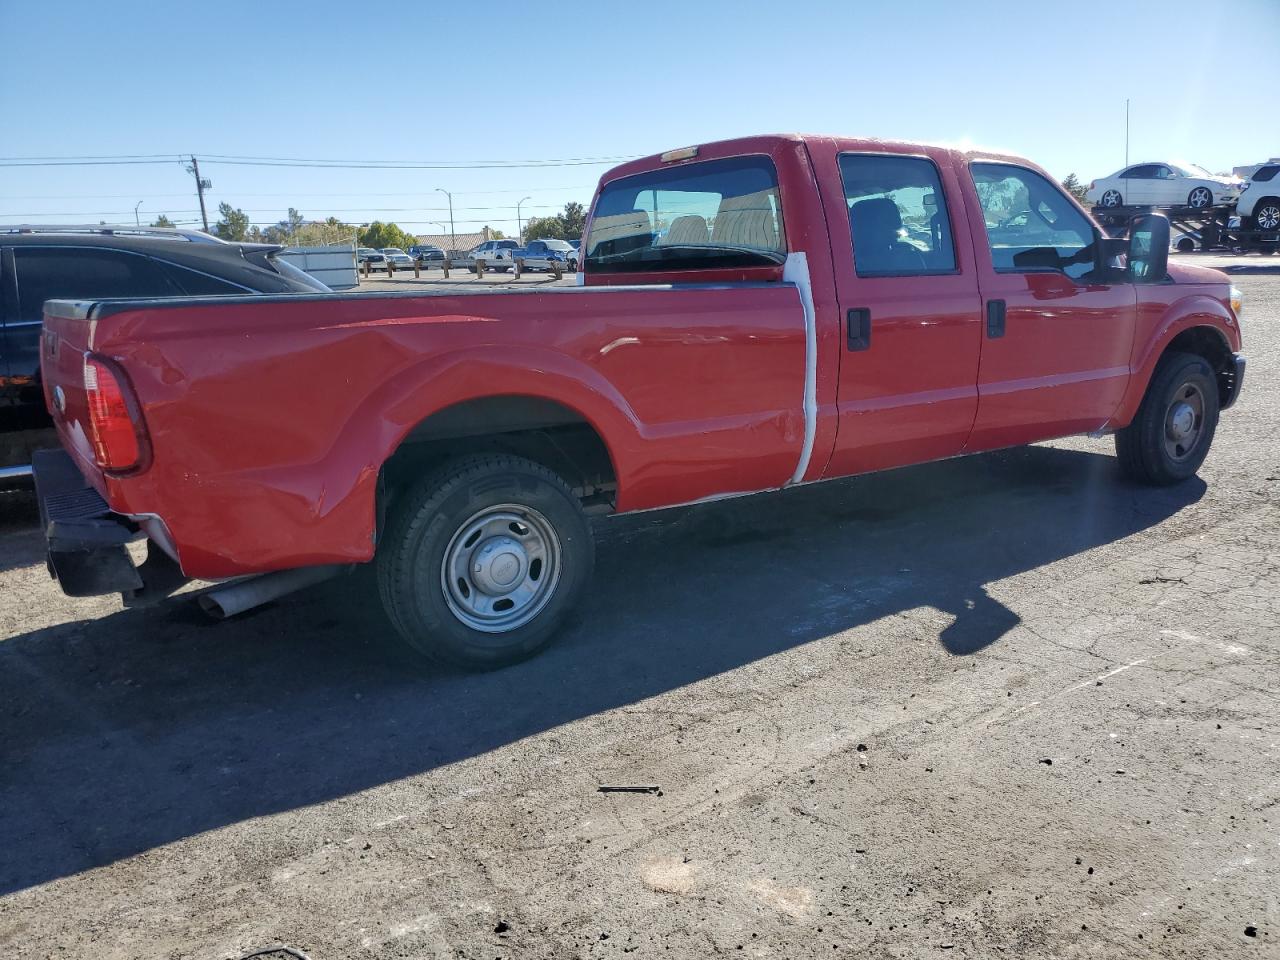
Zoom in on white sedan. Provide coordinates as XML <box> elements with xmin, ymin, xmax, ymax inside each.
<box><xmin>1086</xmin><ymin>162</ymin><xmax>1241</xmax><ymax>210</ymax></box>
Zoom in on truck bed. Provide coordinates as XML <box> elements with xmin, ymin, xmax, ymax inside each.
<box><xmin>42</xmin><ymin>283</ymin><xmax>809</xmax><ymax>578</ymax></box>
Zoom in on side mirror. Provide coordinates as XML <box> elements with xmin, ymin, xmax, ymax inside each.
<box><xmin>1128</xmin><ymin>213</ymin><xmax>1169</xmax><ymax>283</ymax></box>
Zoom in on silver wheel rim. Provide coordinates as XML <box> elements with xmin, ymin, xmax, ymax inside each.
<box><xmin>1257</xmin><ymin>205</ymin><xmax>1280</xmax><ymax>230</ymax></box>
<box><xmin>1164</xmin><ymin>382</ymin><xmax>1206</xmax><ymax>462</ymax></box>
<box><xmin>1189</xmin><ymin>188</ymin><xmax>1211</xmax><ymax>208</ymax></box>
<box><xmin>1102</xmin><ymin>190</ymin><xmax>1122</xmax><ymax>207</ymax></box>
<box><xmin>441</xmin><ymin>504</ymin><xmax>562</xmax><ymax>633</ymax></box>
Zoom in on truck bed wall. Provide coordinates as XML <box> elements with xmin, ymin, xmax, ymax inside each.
<box><xmin>67</xmin><ymin>285</ymin><xmax>808</xmax><ymax>578</ymax></box>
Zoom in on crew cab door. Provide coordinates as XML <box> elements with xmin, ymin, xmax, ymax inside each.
<box><xmin>812</xmin><ymin>144</ymin><xmax>984</xmax><ymax>477</ymax></box>
<box><xmin>960</xmin><ymin>161</ymin><xmax>1135</xmax><ymax>449</ymax></box>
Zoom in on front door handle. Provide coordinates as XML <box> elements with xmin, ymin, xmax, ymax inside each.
<box><xmin>847</xmin><ymin>308</ymin><xmax>871</xmax><ymax>351</ymax></box>
<box><xmin>986</xmin><ymin>299</ymin><xmax>1006</xmax><ymax>339</ymax></box>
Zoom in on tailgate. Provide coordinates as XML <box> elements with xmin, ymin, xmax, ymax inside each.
<box><xmin>40</xmin><ymin>299</ymin><xmax>106</xmax><ymax>489</ymax></box>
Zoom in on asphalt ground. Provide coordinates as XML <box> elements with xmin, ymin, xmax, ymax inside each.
<box><xmin>1</xmin><ymin>276</ymin><xmax>1277</xmax><ymax>959</ymax></box>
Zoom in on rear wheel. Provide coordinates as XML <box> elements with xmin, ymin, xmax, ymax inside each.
<box><xmin>377</xmin><ymin>455</ymin><xmax>594</xmax><ymax>669</ymax></box>
<box><xmin>1100</xmin><ymin>189</ymin><xmax>1123</xmax><ymax>208</ymax></box>
<box><xmin>1187</xmin><ymin>186</ymin><xmax>1214</xmax><ymax>208</ymax></box>
<box><xmin>1253</xmin><ymin>200</ymin><xmax>1280</xmax><ymax>231</ymax></box>
<box><xmin>1115</xmin><ymin>352</ymin><xmax>1219</xmax><ymax>485</ymax></box>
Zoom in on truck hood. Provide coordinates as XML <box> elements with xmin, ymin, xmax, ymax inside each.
<box><xmin>1167</xmin><ymin>261</ymin><xmax>1229</xmax><ymax>286</ymax></box>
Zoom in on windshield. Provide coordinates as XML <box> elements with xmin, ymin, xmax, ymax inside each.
<box><xmin>1173</xmin><ymin>162</ymin><xmax>1215</xmax><ymax>178</ymax></box>
<box><xmin>585</xmin><ymin>155</ymin><xmax>786</xmax><ymax>273</ymax></box>
<box><xmin>382</xmin><ymin>248</ymin><xmax>407</xmax><ymax>256</ymax></box>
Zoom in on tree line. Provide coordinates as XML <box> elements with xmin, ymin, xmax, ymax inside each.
<box><xmin>152</xmin><ymin>201</ymin><xmax>588</xmax><ymax>250</ymax></box>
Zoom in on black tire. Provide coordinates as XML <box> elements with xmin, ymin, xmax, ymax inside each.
<box><xmin>1115</xmin><ymin>351</ymin><xmax>1219</xmax><ymax>485</ymax></box>
<box><xmin>1100</xmin><ymin>189</ymin><xmax>1123</xmax><ymax>208</ymax></box>
<box><xmin>1251</xmin><ymin>199</ymin><xmax>1280</xmax><ymax>232</ymax></box>
<box><xmin>377</xmin><ymin>454</ymin><xmax>594</xmax><ymax>669</ymax></box>
<box><xmin>1175</xmin><ymin>237</ymin><xmax>1195</xmax><ymax>253</ymax></box>
<box><xmin>1187</xmin><ymin>186</ymin><xmax>1214</xmax><ymax>209</ymax></box>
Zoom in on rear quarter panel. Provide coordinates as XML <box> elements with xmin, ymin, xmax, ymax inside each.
<box><xmin>82</xmin><ymin>286</ymin><xmax>808</xmax><ymax>578</ymax></box>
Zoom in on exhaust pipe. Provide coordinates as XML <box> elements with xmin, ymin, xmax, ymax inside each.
<box><xmin>198</xmin><ymin>564</ymin><xmax>347</xmax><ymax>620</ymax></box>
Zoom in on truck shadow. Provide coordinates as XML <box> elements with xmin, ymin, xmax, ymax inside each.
<box><xmin>0</xmin><ymin>445</ymin><xmax>1204</xmax><ymax>894</ymax></box>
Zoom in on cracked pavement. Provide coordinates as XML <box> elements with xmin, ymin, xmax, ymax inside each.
<box><xmin>1</xmin><ymin>275</ymin><xmax>1277</xmax><ymax>959</ymax></box>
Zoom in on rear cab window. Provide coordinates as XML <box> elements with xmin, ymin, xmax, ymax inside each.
<box><xmin>585</xmin><ymin>155</ymin><xmax>786</xmax><ymax>273</ymax></box>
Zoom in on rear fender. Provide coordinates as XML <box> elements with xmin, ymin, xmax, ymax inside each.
<box><xmin>325</xmin><ymin>344</ymin><xmax>643</xmax><ymax>529</ymax></box>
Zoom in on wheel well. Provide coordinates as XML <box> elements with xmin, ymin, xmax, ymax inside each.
<box><xmin>379</xmin><ymin>395</ymin><xmax>618</xmax><ymax>515</ymax></box>
<box><xmin>1164</xmin><ymin>326</ymin><xmax>1234</xmax><ymax>405</ymax></box>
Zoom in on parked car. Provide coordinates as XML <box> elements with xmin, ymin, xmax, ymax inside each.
<box><xmin>1236</xmin><ymin>162</ymin><xmax>1280</xmax><ymax>231</ymax></box>
<box><xmin>1171</xmin><ymin>229</ymin><xmax>1196</xmax><ymax>253</ymax></box>
<box><xmin>471</xmin><ymin>239</ymin><xmax>520</xmax><ymax>272</ymax></box>
<box><xmin>512</xmin><ymin>238</ymin><xmax>574</xmax><ymax>273</ymax></box>
<box><xmin>1086</xmin><ymin>162</ymin><xmax>1242</xmax><ymax>209</ymax></box>
<box><xmin>568</xmin><ymin>239</ymin><xmax>581</xmax><ymax>270</ymax></box>
<box><xmin>0</xmin><ymin>225</ymin><xmax>329</xmax><ymax>469</ymax></box>
<box><xmin>33</xmin><ymin>134</ymin><xmax>1244</xmax><ymax>672</ymax></box>
<box><xmin>409</xmin><ymin>244</ymin><xmax>446</xmax><ymax>264</ymax></box>
<box><xmin>380</xmin><ymin>248</ymin><xmax>416</xmax><ymax>272</ymax></box>
<box><xmin>357</xmin><ymin>247</ymin><xmax>387</xmax><ymax>272</ymax></box>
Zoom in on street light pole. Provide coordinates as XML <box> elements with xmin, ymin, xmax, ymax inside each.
<box><xmin>134</xmin><ymin>200</ymin><xmax>143</xmax><ymax>227</ymax></box>
<box><xmin>516</xmin><ymin>196</ymin><xmax>532</xmax><ymax>242</ymax></box>
<box><xmin>436</xmin><ymin>189</ymin><xmax>455</xmax><ymax>252</ymax></box>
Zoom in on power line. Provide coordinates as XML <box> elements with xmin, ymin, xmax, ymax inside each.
<box><xmin>0</xmin><ymin>153</ymin><xmax>635</xmax><ymax>170</ymax></box>
<box><xmin>0</xmin><ymin>186</ymin><xmax>597</xmax><ymax>200</ymax></box>
<box><xmin>0</xmin><ymin>204</ymin><xmax>570</xmax><ymax>218</ymax></box>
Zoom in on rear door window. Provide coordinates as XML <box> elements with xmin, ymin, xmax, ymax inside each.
<box><xmin>13</xmin><ymin>247</ymin><xmax>182</xmax><ymax>320</ymax></box>
<box><xmin>839</xmin><ymin>154</ymin><xmax>957</xmax><ymax>277</ymax></box>
<box><xmin>585</xmin><ymin>155</ymin><xmax>785</xmax><ymax>273</ymax></box>
<box><xmin>159</xmin><ymin>263</ymin><xmax>253</xmax><ymax>295</ymax></box>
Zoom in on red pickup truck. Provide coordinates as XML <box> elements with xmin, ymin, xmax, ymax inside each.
<box><xmin>35</xmin><ymin>134</ymin><xmax>1245</xmax><ymax>668</ymax></box>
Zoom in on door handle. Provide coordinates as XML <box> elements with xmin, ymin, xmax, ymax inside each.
<box><xmin>847</xmin><ymin>308</ymin><xmax>871</xmax><ymax>351</ymax></box>
<box><xmin>986</xmin><ymin>299</ymin><xmax>1006</xmax><ymax>339</ymax></box>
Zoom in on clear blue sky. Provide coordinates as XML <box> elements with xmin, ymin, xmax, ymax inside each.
<box><xmin>2</xmin><ymin>0</ymin><xmax>1277</xmax><ymax>236</ymax></box>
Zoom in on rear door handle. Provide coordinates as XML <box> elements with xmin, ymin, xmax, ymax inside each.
<box><xmin>986</xmin><ymin>299</ymin><xmax>1006</xmax><ymax>339</ymax></box>
<box><xmin>847</xmin><ymin>308</ymin><xmax>871</xmax><ymax>351</ymax></box>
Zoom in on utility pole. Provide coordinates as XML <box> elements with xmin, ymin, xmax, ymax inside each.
<box><xmin>516</xmin><ymin>195</ymin><xmax>532</xmax><ymax>243</ymax></box>
<box><xmin>436</xmin><ymin>188</ymin><xmax>455</xmax><ymax>252</ymax></box>
<box><xmin>134</xmin><ymin>200</ymin><xmax>142</xmax><ymax>226</ymax></box>
<box><xmin>1124</xmin><ymin>99</ymin><xmax>1130</xmax><ymax>167</ymax></box>
<box><xmin>188</xmin><ymin>155</ymin><xmax>211</xmax><ymax>231</ymax></box>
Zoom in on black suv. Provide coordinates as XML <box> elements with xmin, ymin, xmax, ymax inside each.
<box><xmin>0</xmin><ymin>226</ymin><xmax>329</xmax><ymax>466</ymax></box>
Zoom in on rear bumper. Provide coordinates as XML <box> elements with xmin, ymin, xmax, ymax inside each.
<box><xmin>32</xmin><ymin>448</ymin><xmax>186</xmax><ymax>602</ymax></box>
<box><xmin>1222</xmin><ymin>354</ymin><xmax>1246</xmax><ymax>410</ymax></box>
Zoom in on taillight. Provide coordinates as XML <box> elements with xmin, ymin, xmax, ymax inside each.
<box><xmin>83</xmin><ymin>356</ymin><xmax>145</xmax><ymax>472</ymax></box>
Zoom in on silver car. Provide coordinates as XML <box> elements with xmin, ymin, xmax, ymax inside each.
<box><xmin>380</xmin><ymin>248</ymin><xmax>416</xmax><ymax>272</ymax></box>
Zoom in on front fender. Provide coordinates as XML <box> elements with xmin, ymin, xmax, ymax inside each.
<box><xmin>1112</xmin><ymin>293</ymin><xmax>1239</xmax><ymax>427</ymax></box>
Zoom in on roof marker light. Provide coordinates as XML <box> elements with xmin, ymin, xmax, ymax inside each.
<box><xmin>660</xmin><ymin>147</ymin><xmax>699</xmax><ymax>163</ymax></box>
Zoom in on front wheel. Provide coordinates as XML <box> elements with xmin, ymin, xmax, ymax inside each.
<box><xmin>377</xmin><ymin>455</ymin><xmax>594</xmax><ymax>669</ymax></box>
<box><xmin>1187</xmin><ymin>187</ymin><xmax>1214</xmax><ymax>208</ymax></box>
<box><xmin>1100</xmin><ymin>189</ymin><xmax>1123</xmax><ymax>208</ymax></box>
<box><xmin>1115</xmin><ymin>352</ymin><xmax>1219</xmax><ymax>485</ymax></box>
